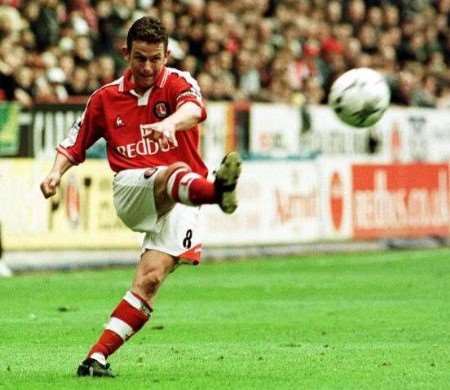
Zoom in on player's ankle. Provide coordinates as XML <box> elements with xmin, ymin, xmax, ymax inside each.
<box><xmin>90</xmin><ymin>352</ymin><xmax>107</xmax><ymax>366</ymax></box>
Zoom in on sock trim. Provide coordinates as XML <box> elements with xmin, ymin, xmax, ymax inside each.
<box><xmin>129</xmin><ymin>291</ymin><xmax>153</xmax><ymax>315</ymax></box>
<box><xmin>105</xmin><ymin>317</ymin><xmax>134</xmax><ymax>340</ymax></box>
<box><xmin>167</xmin><ymin>167</ymin><xmax>189</xmax><ymax>201</ymax></box>
<box><xmin>178</xmin><ymin>172</ymin><xmax>201</xmax><ymax>205</ymax></box>
<box><xmin>124</xmin><ymin>291</ymin><xmax>143</xmax><ymax>311</ymax></box>
<box><xmin>90</xmin><ymin>352</ymin><xmax>107</xmax><ymax>365</ymax></box>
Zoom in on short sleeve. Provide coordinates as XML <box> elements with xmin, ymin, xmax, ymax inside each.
<box><xmin>57</xmin><ymin>92</ymin><xmax>106</xmax><ymax>164</ymax></box>
<box><xmin>168</xmin><ymin>71</ymin><xmax>207</xmax><ymax>122</ymax></box>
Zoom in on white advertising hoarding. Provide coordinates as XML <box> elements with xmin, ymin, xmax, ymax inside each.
<box><xmin>307</xmin><ymin>105</ymin><xmax>450</xmax><ymax>163</ymax></box>
<box><xmin>306</xmin><ymin>106</ymin><xmax>370</xmax><ymax>156</ymax></box>
<box><xmin>200</xmin><ymin>161</ymin><xmax>321</xmax><ymax>246</ymax></box>
<box><xmin>249</xmin><ymin>104</ymin><xmax>301</xmax><ymax>158</ymax></box>
<box><xmin>0</xmin><ymin>159</ymin><xmax>139</xmax><ymax>250</ymax></box>
<box><xmin>306</xmin><ymin>105</ymin><xmax>419</xmax><ymax>161</ymax></box>
<box><xmin>201</xmin><ymin>102</ymin><xmax>233</xmax><ymax>169</ymax></box>
<box><xmin>375</xmin><ymin>107</ymin><xmax>450</xmax><ymax>163</ymax></box>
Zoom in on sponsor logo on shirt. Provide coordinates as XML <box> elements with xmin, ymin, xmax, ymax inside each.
<box><xmin>115</xmin><ymin>124</ymin><xmax>177</xmax><ymax>158</ymax></box>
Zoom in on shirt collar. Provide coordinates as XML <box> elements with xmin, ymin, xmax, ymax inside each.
<box><xmin>122</xmin><ymin>67</ymin><xmax>167</xmax><ymax>94</ymax></box>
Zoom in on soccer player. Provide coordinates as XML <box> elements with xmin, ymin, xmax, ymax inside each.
<box><xmin>39</xmin><ymin>16</ymin><xmax>241</xmax><ymax>377</ymax></box>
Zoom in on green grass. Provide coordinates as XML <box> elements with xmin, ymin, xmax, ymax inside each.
<box><xmin>1</xmin><ymin>248</ymin><xmax>450</xmax><ymax>389</ymax></box>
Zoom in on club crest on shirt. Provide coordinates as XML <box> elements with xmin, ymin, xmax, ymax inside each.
<box><xmin>115</xmin><ymin>115</ymin><xmax>125</xmax><ymax>128</ymax></box>
<box><xmin>153</xmin><ymin>101</ymin><xmax>169</xmax><ymax>119</ymax></box>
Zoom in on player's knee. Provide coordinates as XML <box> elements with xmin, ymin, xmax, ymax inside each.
<box><xmin>134</xmin><ymin>270</ymin><xmax>163</xmax><ymax>297</ymax></box>
<box><xmin>154</xmin><ymin>162</ymin><xmax>191</xmax><ymax>195</ymax></box>
<box><xmin>145</xmin><ymin>272</ymin><xmax>162</xmax><ymax>293</ymax></box>
<box><xmin>164</xmin><ymin>162</ymin><xmax>191</xmax><ymax>183</ymax></box>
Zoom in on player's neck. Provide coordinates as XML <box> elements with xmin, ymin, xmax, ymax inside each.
<box><xmin>134</xmin><ymin>87</ymin><xmax>151</xmax><ymax>95</ymax></box>
<box><xmin>129</xmin><ymin>74</ymin><xmax>152</xmax><ymax>96</ymax></box>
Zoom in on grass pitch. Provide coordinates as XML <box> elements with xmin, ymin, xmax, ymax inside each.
<box><xmin>1</xmin><ymin>248</ymin><xmax>450</xmax><ymax>389</ymax></box>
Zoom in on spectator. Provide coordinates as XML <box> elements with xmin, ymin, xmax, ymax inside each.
<box><xmin>303</xmin><ymin>76</ymin><xmax>325</xmax><ymax>104</ymax></box>
<box><xmin>235</xmin><ymin>50</ymin><xmax>261</xmax><ymax>99</ymax></box>
<box><xmin>197</xmin><ymin>72</ymin><xmax>214</xmax><ymax>99</ymax></box>
<box><xmin>358</xmin><ymin>24</ymin><xmax>379</xmax><ymax>55</ymax></box>
<box><xmin>180</xmin><ymin>54</ymin><xmax>198</xmax><ymax>76</ymax></box>
<box><xmin>211</xmin><ymin>72</ymin><xmax>236</xmax><ymax>101</ymax></box>
<box><xmin>345</xmin><ymin>0</ymin><xmax>366</xmax><ymax>30</ymax></box>
<box><xmin>29</xmin><ymin>0</ymin><xmax>62</xmax><ymax>51</ymax></box>
<box><xmin>73</xmin><ymin>35</ymin><xmax>94</xmax><ymax>66</ymax></box>
<box><xmin>383</xmin><ymin>4</ymin><xmax>400</xmax><ymax>28</ymax></box>
<box><xmin>391</xmin><ymin>70</ymin><xmax>436</xmax><ymax>107</ymax></box>
<box><xmin>13</xmin><ymin>66</ymin><xmax>34</xmax><ymax>107</ymax></box>
<box><xmin>294</xmin><ymin>41</ymin><xmax>325</xmax><ymax>88</ymax></box>
<box><xmin>437</xmin><ymin>82</ymin><xmax>450</xmax><ymax>108</ymax></box>
<box><xmin>65</xmin><ymin>66</ymin><xmax>91</xmax><ymax>95</ymax></box>
<box><xmin>96</xmin><ymin>55</ymin><xmax>116</xmax><ymax>85</ymax></box>
<box><xmin>59</xmin><ymin>54</ymin><xmax>75</xmax><ymax>82</ymax></box>
<box><xmin>0</xmin><ymin>0</ymin><xmax>449</xmax><ymax>106</ymax></box>
<box><xmin>47</xmin><ymin>67</ymin><xmax>69</xmax><ymax>102</ymax></box>
<box><xmin>326</xmin><ymin>1</ymin><xmax>343</xmax><ymax>24</ymax></box>
<box><xmin>343</xmin><ymin>37</ymin><xmax>363</xmax><ymax>68</ymax></box>
<box><xmin>367</xmin><ymin>6</ymin><xmax>383</xmax><ymax>31</ymax></box>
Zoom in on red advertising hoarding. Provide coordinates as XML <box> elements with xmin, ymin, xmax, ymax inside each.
<box><xmin>352</xmin><ymin>163</ymin><xmax>449</xmax><ymax>238</ymax></box>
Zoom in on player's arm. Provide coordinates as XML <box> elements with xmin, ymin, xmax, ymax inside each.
<box><xmin>40</xmin><ymin>92</ymin><xmax>104</xmax><ymax>199</ymax></box>
<box><xmin>142</xmin><ymin>72</ymin><xmax>206</xmax><ymax>145</ymax></box>
<box><xmin>141</xmin><ymin>102</ymin><xmax>202</xmax><ymax>146</ymax></box>
<box><xmin>40</xmin><ymin>152</ymin><xmax>73</xmax><ymax>199</ymax></box>
<box><xmin>164</xmin><ymin>101</ymin><xmax>203</xmax><ymax>131</ymax></box>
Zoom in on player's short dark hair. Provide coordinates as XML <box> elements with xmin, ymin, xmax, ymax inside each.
<box><xmin>127</xmin><ymin>16</ymin><xmax>168</xmax><ymax>51</ymax></box>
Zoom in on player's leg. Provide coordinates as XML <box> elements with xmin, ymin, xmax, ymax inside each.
<box><xmin>77</xmin><ymin>251</ymin><xmax>176</xmax><ymax>377</ymax></box>
<box><xmin>154</xmin><ymin>151</ymin><xmax>242</xmax><ymax>215</ymax></box>
<box><xmin>131</xmin><ymin>249</ymin><xmax>177</xmax><ymax>307</ymax></box>
<box><xmin>78</xmin><ymin>156</ymin><xmax>238</xmax><ymax>377</ymax></box>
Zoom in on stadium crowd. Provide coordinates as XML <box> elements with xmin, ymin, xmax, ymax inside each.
<box><xmin>0</xmin><ymin>0</ymin><xmax>450</xmax><ymax>108</ymax></box>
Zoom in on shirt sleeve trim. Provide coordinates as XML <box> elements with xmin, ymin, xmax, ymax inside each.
<box><xmin>56</xmin><ymin>146</ymin><xmax>78</xmax><ymax>165</ymax></box>
<box><xmin>176</xmin><ymin>99</ymin><xmax>207</xmax><ymax>122</ymax></box>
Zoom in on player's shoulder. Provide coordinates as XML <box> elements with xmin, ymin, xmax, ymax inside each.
<box><xmin>90</xmin><ymin>76</ymin><xmax>125</xmax><ymax>101</ymax></box>
<box><xmin>164</xmin><ymin>67</ymin><xmax>199</xmax><ymax>88</ymax></box>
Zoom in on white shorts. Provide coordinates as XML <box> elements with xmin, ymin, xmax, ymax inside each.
<box><xmin>113</xmin><ymin>168</ymin><xmax>202</xmax><ymax>264</ymax></box>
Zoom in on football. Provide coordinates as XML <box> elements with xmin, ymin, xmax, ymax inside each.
<box><xmin>328</xmin><ymin>67</ymin><xmax>391</xmax><ymax>128</ymax></box>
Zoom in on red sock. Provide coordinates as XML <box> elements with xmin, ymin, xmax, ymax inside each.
<box><xmin>166</xmin><ymin>168</ymin><xmax>218</xmax><ymax>205</ymax></box>
<box><xmin>88</xmin><ymin>291</ymin><xmax>152</xmax><ymax>360</ymax></box>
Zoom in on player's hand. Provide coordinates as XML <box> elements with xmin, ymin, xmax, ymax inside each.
<box><xmin>40</xmin><ymin>171</ymin><xmax>61</xmax><ymax>199</ymax></box>
<box><xmin>141</xmin><ymin>121</ymin><xmax>178</xmax><ymax>147</ymax></box>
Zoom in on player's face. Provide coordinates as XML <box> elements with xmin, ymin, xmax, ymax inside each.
<box><xmin>126</xmin><ymin>40</ymin><xmax>169</xmax><ymax>93</ymax></box>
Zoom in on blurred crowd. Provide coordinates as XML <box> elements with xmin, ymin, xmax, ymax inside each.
<box><xmin>1</xmin><ymin>0</ymin><xmax>450</xmax><ymax>108</ymax></box>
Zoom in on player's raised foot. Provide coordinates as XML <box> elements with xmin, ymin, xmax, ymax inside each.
<box><xmin>77</xmin><ymin>358</ymin><xmax>115</xmax><ymax>378</ymax></box>
<box><xmin>214</xmin><ymin>151</ymin><xmax>242</xmax><ymax>214</ymax></box>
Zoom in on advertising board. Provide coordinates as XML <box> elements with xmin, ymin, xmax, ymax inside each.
<box><xmin>352</xmin><ymin>163</ymin><xmax>450</xmax><ymax>238</ymax></box>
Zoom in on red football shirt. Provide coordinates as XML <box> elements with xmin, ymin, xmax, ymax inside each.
<box><xmin>57</xmin><ymin>67</ymin><xmax>208</xmax><ymax>176</ymax></box>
